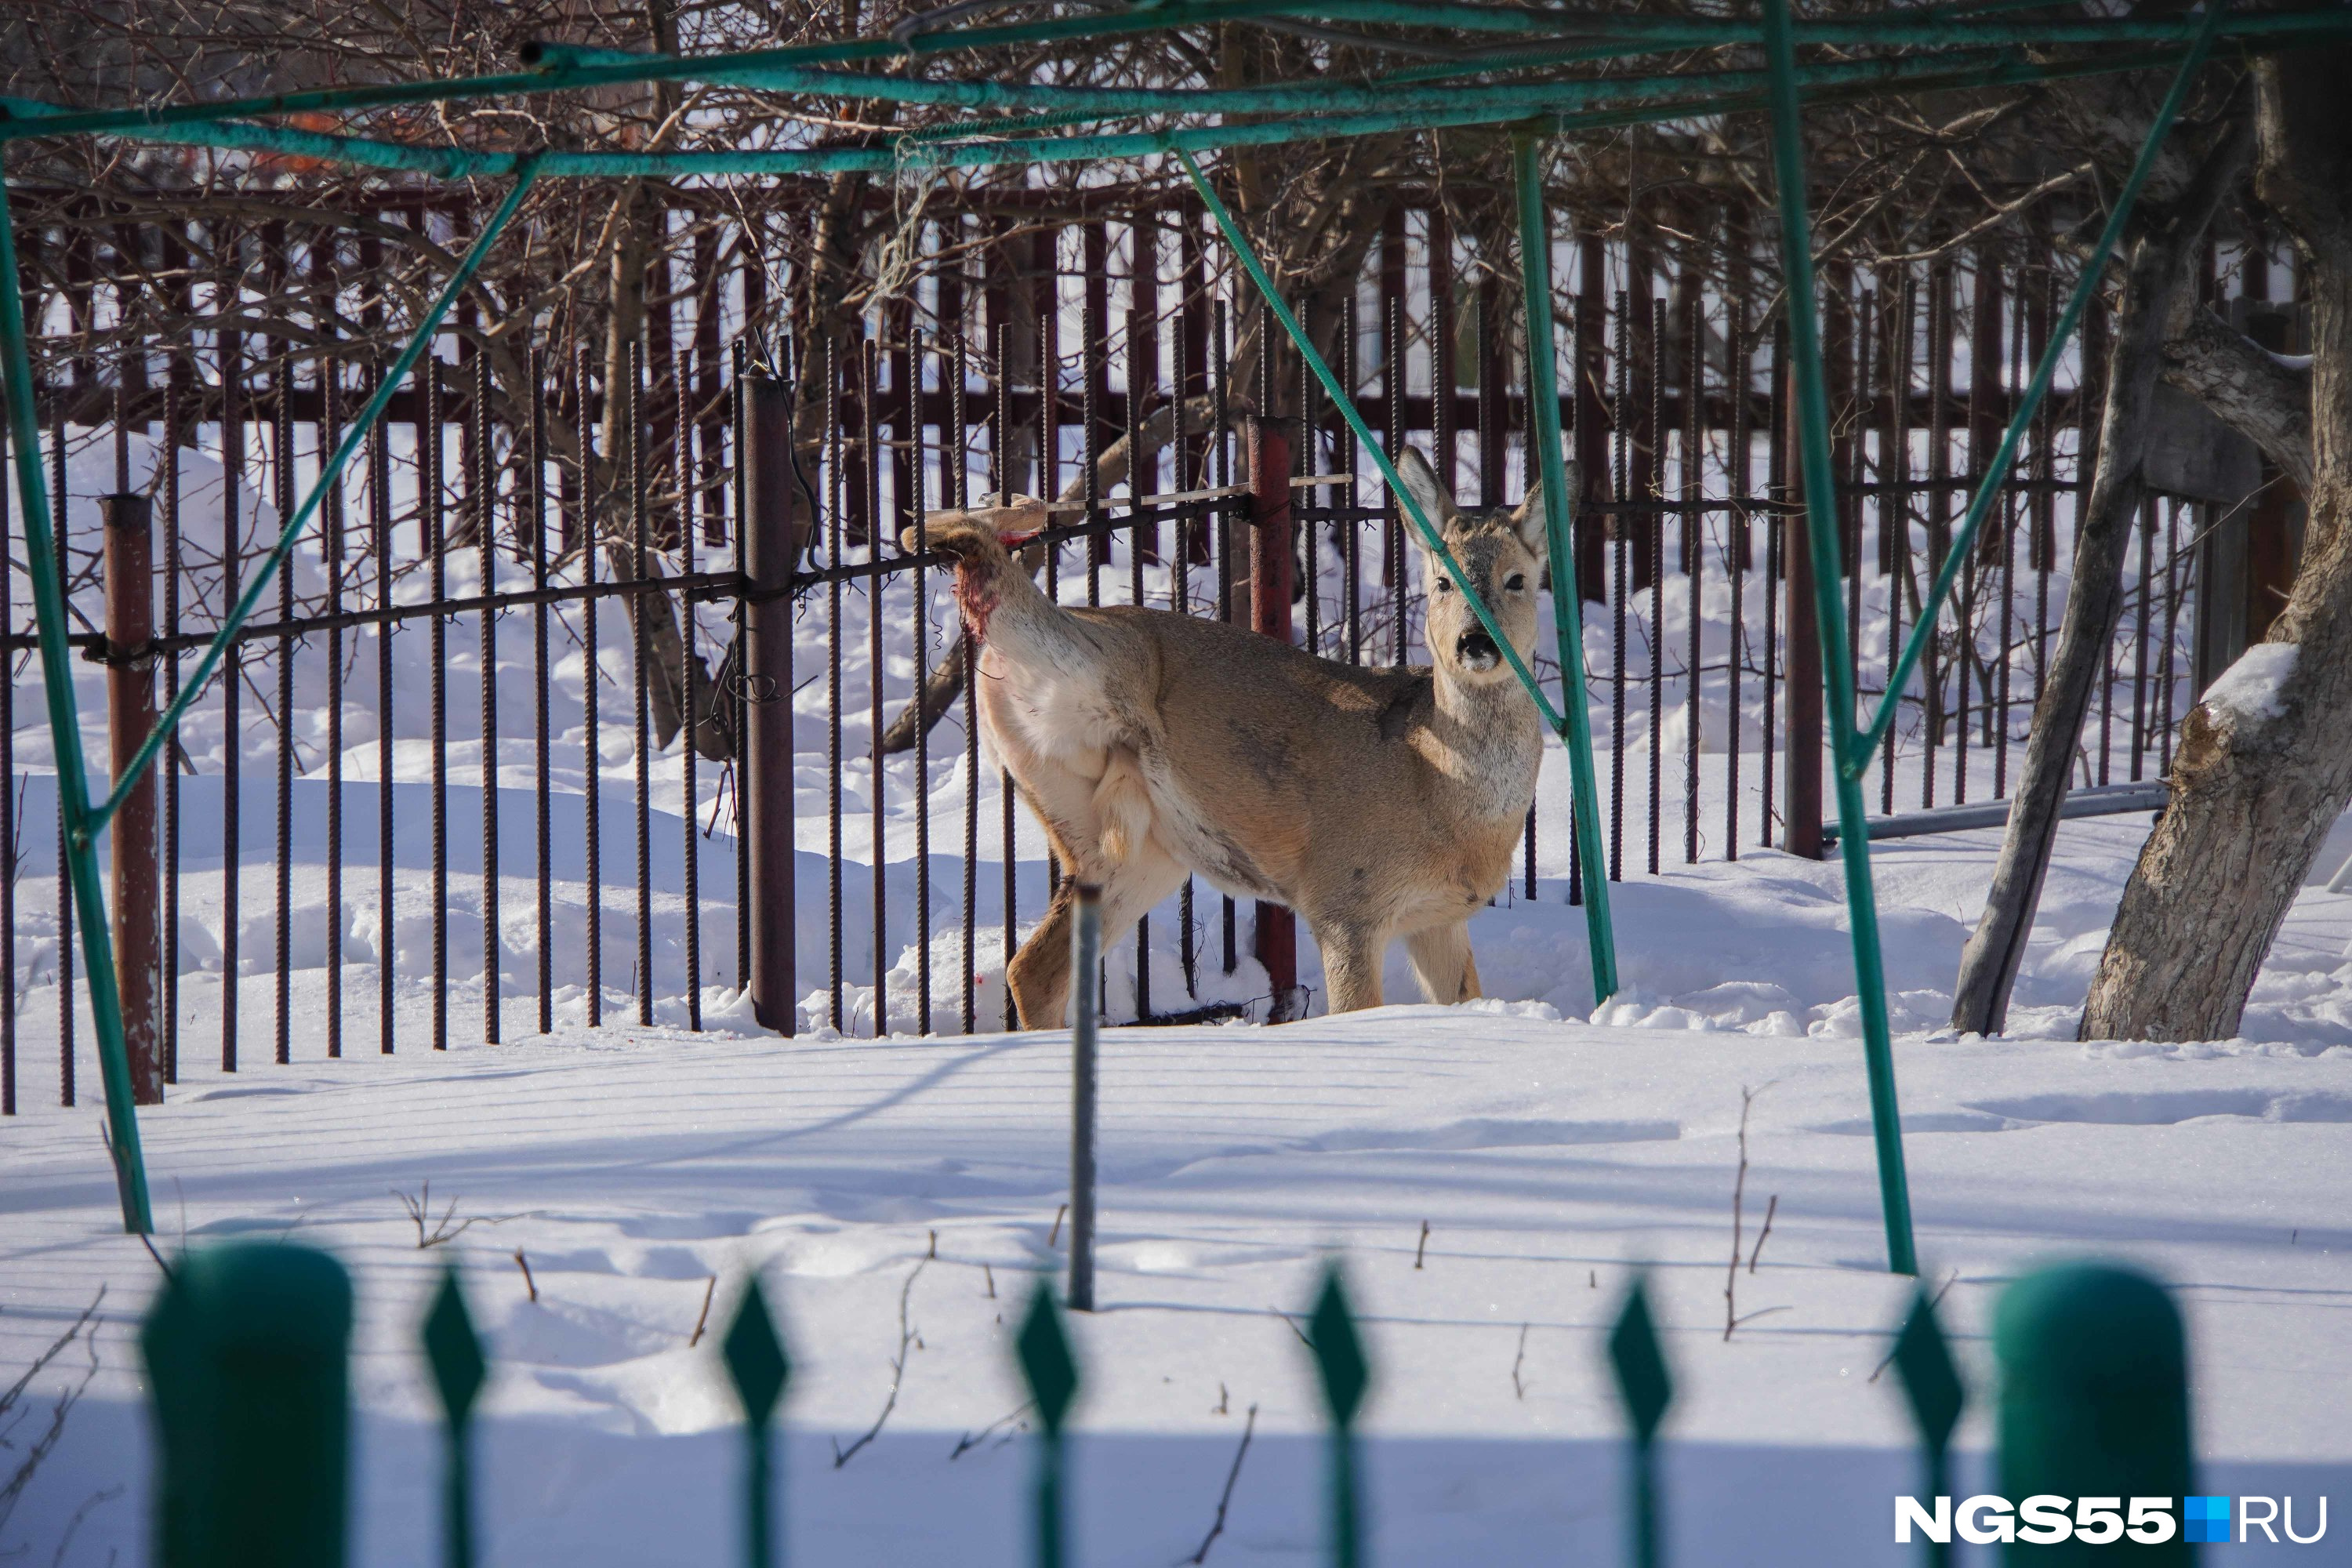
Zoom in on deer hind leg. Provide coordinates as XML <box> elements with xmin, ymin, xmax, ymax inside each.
<box><xmin>1316</xmin><ymin>920</ymin><xmax>1387</xmax><ymax>1014</ymax></box>
<box><xmin>1007</xmin><ymin>822</ymin><xmax>1185</xmax><ymax>1030</ymax></box>
<box><xmin>1405</xmin><ymin>921</ymin><xmax>1479</xmax><ymax>1005</ymax></box>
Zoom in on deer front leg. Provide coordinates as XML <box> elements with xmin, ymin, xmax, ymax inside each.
<box><xmin>1404</xmin><ymin>921</ymin><xmax>1479</xmax><ymax>1004</ymax></box>
<box><xmin>1315</xmin><ymin>920</ymin><xmax>1386</xmax><ymax>1014</ymax></box>
<box><xmin>1007</xmin><ymin>878</ymin><xmax>1077</xmax><ymax>1029</ymax></box>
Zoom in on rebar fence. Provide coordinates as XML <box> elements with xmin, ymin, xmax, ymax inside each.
<box><xmin>142</xmin><ymin>1240</ymin><xmax>2209</xmax><ymax>1568</ymax></box>
<box><xmin>2</xmin><ymin>208</ymin><xmax>2256</xmax><ymax>1105</ymax></box>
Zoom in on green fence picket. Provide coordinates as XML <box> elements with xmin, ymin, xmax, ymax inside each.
<box><xmin>1996</xmin><ymin>1263</ymin><xmax>2194</xmax><ymax>1563</ymax></box>
<box><xmin>1015</xmin><ymin>1282</ymin><xmax>1081</xmax><ymax>1568</ymax></box>
<box><xmin>1606</xmin><ymin>1276</ymin><xmax>1674</xmax><ymax>1568</ymax></box>
<box><xmin>421</xmin><ymin>1269</ymin><xmax>488</xmax><ymax>1568</ymax></box>
<box><xmin>140</xmin><ymin>1243</ymin><xmax>353</xmax><ymax>1568</ymax></box>
<box><xmin>1304</xmin><ymin>1266</ymin><xmax>1370</xmax><ymax>1568</ymax></box>
<box><xmin>722</xmin><ymin>1274</ymin><xmax>794</xmax><ymax>1568</ymax></box>
<box><xmin>1888</xmin><ymin>1289</ymin><xmax>1965</xmax><ymax>1566</ymax></box>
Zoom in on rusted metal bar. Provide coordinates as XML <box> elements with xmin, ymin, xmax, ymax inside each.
<box><xmin>102</xmin><ymin>492</ymin><xmax>161</xmax><ymax>1104</ymax></box>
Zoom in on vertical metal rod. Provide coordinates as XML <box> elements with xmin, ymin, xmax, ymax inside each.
<box><xmin>631</xmin><ymin>343</ymin><xmax>652</xmax><ymax>1028</ymax></box>
<box><xmin>1922</xmin><ymin>264</ymin><xmax>1949</xmax><ymax>811</ymax></box>
<box><xmin>1763</xmin><ymin>0</ymin><xmax>1917</xmax><ymax>1276</ymax></box>
<box><xmin>1167</xmin><ymin>315</ymin><xmax>1194</xmax><ymax>1002</ymax></box>
<box><xmin>1612</xmin><ymin>292</ymin><xmax>1628</xmax><ymax>883</ymax></box>
<box><xmin>910</xmin><ymin>329</ymin><xmax>931</xmax><ymax>1033</ymax></box>
<box><xmin>1212</xmin><ymin>299</ymin><xmax>1234</xmax><ymax>977</ymax></box>
<box><xmin>993</xmin><ymin>325</ymin><xmax>1015</xmax><ymax>1028</ymax></box>
<box><xmin>1683</xmin><ymin>285</ymin><xmax>1702</xmax><ymax>865</ymax></box>
<box><xmin>0</xmin><ymin>402</ymin><xmax>11</xmax><ymax>1110</ymax></box>
<box><xmin>1647</xmin><ymin>297</ymin><xmax>1664</xmax><ymax>877</ymax></box>
<box><xmin>1885</xmin><ymin>270</ymin><xmax>1914</xmax><ymax>809</ymax></box>
<box><xmin>533</xmin><ymin>348</ymin><xmax>552</xmax><ymax>1034</ymax></box>
<box><xmin>1386</xmin><ymin>290</ymin><xmax>1406</xmax><ymax>667</ymax></box>
<box><xmin>325</xmin><ymin>354</ymin><xmax>344</xmax><ymax>1058</ymax></box>
<box><xmin>1124</xmin><ymin>308</ymin><xmax>1149</xmax><ymax>1018</ymax></box>
<box><xmin>0</xmin><ymin>172</ymin><xmax>148</xmax><ymax>1222</ymax></box>
<box><xmin>2130</xmin><ymin>496</ymin><xmax>2153</xmax><ymax>781</ymax></box>
<box><xmin>103</xmin><ymin>489</ymin><xmax>160</xmax><ymax>1103</ymax></box>
<box><xmin>958</xmin><ymin>333</ymin><xmax>978</xmax><ymax>1036</ymax></box>
<box><xmin>732</xmin><ymin>336</ymin><xmax>750</xmax><ymax>1006</ymax></box>
<box><xmin>1512</xmin><ymin>137</ymin><xmax>1617</xmax><ymax>995</ymax></box>
<box><xmin>376</xmin><ymin>365</ymin><xmax>395</xmax><ymax>1052</ymax></box>
<box><xmin>1997</xmin><ymin>281</ymin><xmax>2024</xmax><ymax>797</ymax></box>
<box><xmin>220</xmin><ymin>340</ymin><xmax>239</xmax><ymax>1074</ymax></box>
<box><xmin>678</xmin><ymin>349</ymin><xmax>701</xmax><ymax>1031</ymax></box>
<box><xmin>581</xmin><ymin>348</ymin><xmax>603</xmax><ymax>1028</ymax></box>
<box><xmin>2158</xmin><ymin>500</ymin><xmax>2182</xmax><ymax>772</ymax></box>
<box><xmin>827</xmin><ymin>339</ymin><xmax>846</xmax><ymax>1033</ymax></box>
<box><xmin>428</xmin><ymin>361</ymin><xmax>449</xmax><ymax>1051</ymax></box>
<box><xmin>1342</xmin><ymin>291</ymin><xmax>1360</xmax><ymax>666</ymax></box>
<box><xmin>864</xmin><ymin>338</ymin><xmax>884</xmax><ymax>1036</ymax></box>
<box><xmin>1066</xmin><ymin>882</ymin><xmax>1099</xmax><ymax>1312</ymax></box>
<box><xmin>477</xmin><ymin>350</ymin><xmax>500</xmax><ymax>1044</ymax></box>
<box><xmin>274</xmin><ymin>344</ymin><xmax>293</xmax><ymax>1066</ymax></box>
<box><xmin>1727</xmin><ymin>312</ymin><xmax>1746</xmax><ymax>862</ymax></box>
<box><xmin>162</xmin><ymin>369</ymin><xmax>181</xmax><ymax>1081</ymax></box>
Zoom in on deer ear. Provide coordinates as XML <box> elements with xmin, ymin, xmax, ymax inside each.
<box><xmin>1392</xmin><ymin>446</ymin><xmax>1457</xmax><ymax>533</ymax></box>
<box><xmin>1509</xmin><ymin>461</ymin><xmax>1577</xmax><ymax>564</ymax></box>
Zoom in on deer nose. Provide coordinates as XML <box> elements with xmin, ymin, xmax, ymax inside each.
<box><xmin>1456</xmin><ymin>629</ymin><xmax>1501</xmax><ymax>670</ymax></box>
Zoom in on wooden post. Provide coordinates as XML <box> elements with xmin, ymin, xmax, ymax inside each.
<box><xmin>103</xmin><ymin>492</ymin><xmax>162</xmax><ymax>1104</ymax></box>
<box><xmin>1248</xmin><ymin>416</ymin><xmax>1301</xmax><ymax>1018</ymax></box>
<box><xmin>742</xmin><ymin>375</ymin><xmax>798</xmax><ymax>1033</ymax></box>
<box><xmin>1780</xmin><ymin>376</ymin><xmax>1825</xmax><ymax>860</ymax></box>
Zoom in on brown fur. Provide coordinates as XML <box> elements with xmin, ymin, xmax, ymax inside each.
<box><xmin>908</xmin><ymin>452</ymin><xmax>1563</xmax><ymax>1026</ymax></box>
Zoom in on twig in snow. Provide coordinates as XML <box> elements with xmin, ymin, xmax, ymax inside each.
<box><xmin>1724</xmin><ymin>1083</ymin><xmax>1777</xmax><ymax>1341</ymax></box>
<box><xmin>1048</xmin><ymin>1203</ymin><xmax>1067</xmax><ymax>1249</ymax></box>
<box><xmin>1214</xmin><ymin>1382</ymin><xmax>1229</xmax><ymax>1416</ymax></box>
<box><xmin>1747</xmin><ymin>1193</ymin><xmax>1778</xmax><ymax>1274</ymax></box>
<box><xmin>1179</xmin><ymin>1403</ymin><xmax>1258</xmax><ymax>1566</ymax></box>
<box><xmin>46</xmin><ymin>1484</ymin><xmax>122</xmax><ymax>1568</ymax></box>
<box><xmin>392</xmin><ymin>1181</ymin><xmax>506</xmax><ymax>1249</ymax></box>
<box><xmin>983</xmin><ymin>1263</ymin><xmax>996</xmax><ymax>1299</ymax></box>
<box><xmin>514</xmin><ymin>1249</ymin><xmax>538</xmax><ymax>1303</ymax></box>
<box><xmin>927</xmin><ymin>1229</ymin><xmax>938</xmax><ymax>1260</ymax></box>
<box><xmin>1414</xmin><ymin>1220</ymin><xmax>1429</xmax><ymax>1269</ymax></box>
<box><xmin>0</xmin><ymin>1287</ymin><xmax>105</xmax><ymax>1541</ymax></box>
<box><xmin>1266</xmin><ymin>1306</ymin><xmax>1311</xmax><ymax>1348</ymax></box>
<box><xmin>1511</xmin><ymin>1323</ymin><xmax>1531</xmax><ymax>1399</ymax></box>
<box><xmin>833</xmin><ymin>1259</ymin><xmax>929</xmax><ymax>1468</ymax></box>
<box><xmin>948</xmin><ymin>1401</ymin><xmax>1031</xmax><ymax>1460</ymax></box>
<box><xmin>688</xmin><ymin>1276</ymin><xmax>717</xmax><ymax>1347</ymax></box>
<box><xmin>1869</xmin><ymin>1270</ymin><xmax>1960</xmax><ymax>1383</ymax></box>
<box><xmin>137</xmin><ymin>1230</ymin><xmax>174</xmax><ymax>1283</ymax></box>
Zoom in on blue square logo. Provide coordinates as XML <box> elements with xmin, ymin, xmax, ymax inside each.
<box><xmin>2184</xmin><ymin>1495</ymin><xmax>2232</xmax><ymax>1544</ymax></box>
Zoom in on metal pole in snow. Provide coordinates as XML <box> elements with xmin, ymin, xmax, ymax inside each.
<box><xmin>1068</xmin><ymin>883</ymin><xmax>1101</xmax><ymax>1311</ymax></box>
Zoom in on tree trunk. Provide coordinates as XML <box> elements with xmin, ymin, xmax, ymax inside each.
<box><xmin>1950</xmin><ymin>117</ymin><xmax>2252</xmax><ymax>1035</ymax></box>
<box><xmin>2082</xmin><ymin>49</ymin><xmax>2352</xmax><ymax>1042</ymax></box>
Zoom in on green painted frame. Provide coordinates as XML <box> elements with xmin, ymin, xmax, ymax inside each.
<box><xmin>0</xmin><ymin>0</ymin><xmax>2238</xmax><ymax>1241</ymax></box>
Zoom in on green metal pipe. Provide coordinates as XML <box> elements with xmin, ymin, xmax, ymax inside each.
<box><xmin>0</xmin><ymin>169</ymin><xmax>152</xmax><ymax>1232</ymax></box>
<box><xmin>1845</xmin><ymin>0</ymin><xmax>2230</xmax><ymax>779</ymax></box>
<box><xmin>89</xmin><ymin>166</ymin><xmax>540</xmax><ymax>836</ymax></box>
<box><xmin>1175</xmin><ymin>147</ymin><xmax>1565</xmax><ymax>738</ymax></box>
<box><xmin>1762</xmin><ymin>0</ymin><xmax>1915</xmax><ymax>1278</ymax></box>
<box><xmin>1512</xmin><ymin>132</ymin><xmax>1617</xmax><ymax>1004</ymax></box>
<box><xmin>5</xmin><ymin>7</ymin><xmax>2343</xmax><ymax>147</ymax></box>
<box><xmin>5</xmin><ymin>42</ymin><xmax>2182</xmax><ymax>186</ymax></box>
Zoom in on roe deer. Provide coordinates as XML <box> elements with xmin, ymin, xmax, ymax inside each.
<box><xmin>909</xmin><ymin>447</ymin><xmax>1561</xmax><ymax>1027</ymax></box>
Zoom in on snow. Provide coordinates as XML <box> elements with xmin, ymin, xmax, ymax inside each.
<box><xmin>2203</xmin><ymin>641</ymin><xmax>2299</xmax><ymax>727</ymax></box>
<box><xmin>6</xmin><ymin>416</ymin><xmax>2352</xmax><ymax>1565</ymax></box>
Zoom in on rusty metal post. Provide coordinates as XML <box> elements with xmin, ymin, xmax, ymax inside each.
<box><xmin>1779</xmin><ymin>376</ymin><xmax>1825</xmax><ymax>860</ymax></box>
<box><xmin>102</xmin><ymin>492</ymin><xmax>162</xmax><ymax>1104</ymax></box>
<box><xmin>1247</xmin><ymin>416</ymin><xmax>1302</xmax><ymax>1019</ymax></box>
<box><xmin>742</xmin><ymin>373</ymin><xmax>799</xmax><ymax>1033</ymax></box>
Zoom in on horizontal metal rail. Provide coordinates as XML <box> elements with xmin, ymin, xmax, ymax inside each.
<box><xmin>1820</xmin><ymin>781</ymin><xmax>2169</xmax><ymax>847</ymax></box>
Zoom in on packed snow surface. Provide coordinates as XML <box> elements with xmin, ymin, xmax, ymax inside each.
<box><xmin>6</xmin><ymin>1006</ymin><xmax>2352</xmax><ymax>1565</ymax></box>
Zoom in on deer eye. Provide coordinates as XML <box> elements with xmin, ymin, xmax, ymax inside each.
<box><xmin>1505</xmin><ymin>573</ymin><xmax>1526</xmax><ymax>590</ymax></box>
<box><xmin>1432</xmin><ymin>576</ymin><xmax>1454</xmax><ymax>593</ymax></box>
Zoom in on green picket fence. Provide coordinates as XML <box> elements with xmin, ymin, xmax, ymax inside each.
<box><xmin>138</xmin><ymin>1245</ymin><xmax>2201</xmax><ymax>1567</ymax></box>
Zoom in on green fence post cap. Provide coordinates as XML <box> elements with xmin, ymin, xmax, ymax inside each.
<box><xmin>1016</xmin><ymin>1281</ymin><xmax>1080</xmax><ymax>1435</ymax></box>
<box><xmin>423</xmin><ymin>1269</ymin><xmax>487</xmax><ymax>1428</ymax></box>
<box><xmin>1890</xmin><ymin>1287</ymin><xmax>1963</xmax><ymax>1452</ymax></box>
<box><xmin>722</xmin><ymin>1275</ymin><xmax>793</xmax><ymax>1427</ymax></box>
<box><xmin>1307</xmin><ymin>1266</ymin><xmax>1370</xmax><ymax>1428</ymax></box>
<box><xmin>1607</xmin><ymin>1276</ymin><xmax>1673</xmax><ymax>1444</ymax></box>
